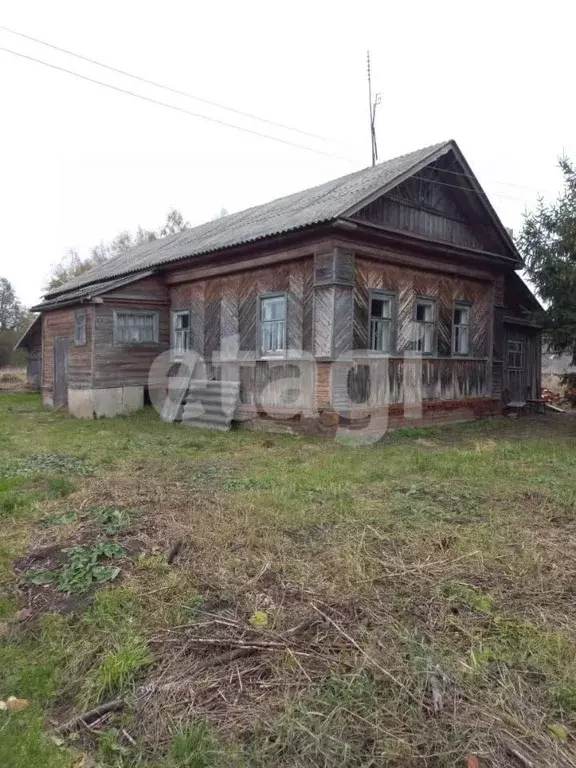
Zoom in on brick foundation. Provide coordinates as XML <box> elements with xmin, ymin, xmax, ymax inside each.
<box><xmin>237</xmin><ymin>397</ymin><xmax>502</xmax><ymax>438</ymax></box>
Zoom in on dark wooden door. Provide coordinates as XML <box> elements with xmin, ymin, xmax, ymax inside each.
<box><xmin>504</xmin><ymin>328</ymin><xmax>538</xmax><ymax>403</ymax></box>
<box><xmin>53</xmin><ymin>337</ymin><xmax>68</xmax><ymax>407</ymax></box>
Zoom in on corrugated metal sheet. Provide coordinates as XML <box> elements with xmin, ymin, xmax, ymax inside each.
<box><xmin>33</xmin><ymin>271</ymin><xmax>155</xmax><ymax>311</ymax></box>
<box><xmin>44</xmin><ymin>142</ymin><xmax>452</xmax><ymax>302</ymax></box>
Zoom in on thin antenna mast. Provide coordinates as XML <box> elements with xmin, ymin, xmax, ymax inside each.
<box><xmin>366</xmin><ymin>51</ymin><xmax>380</xmax><ymax>166</ymax></box>
<box><xmin>367</xmin><ymin>51</ymin><xmax>374</xmax><ymax>166</ymax></box>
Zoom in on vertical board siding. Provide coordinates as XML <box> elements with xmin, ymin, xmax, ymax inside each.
<box><xmin>220</xmin><ymin>276</ymin><xmax>239</xmax><ymax>357</ymax></box>
<box><xmin>238</xmin><ymin>274</ymin><xmax>257</xmax><ymax>353</ymax></box>
<box><xmin>204</xmin><ymin>278</ymin><xmax>222</xmax><ymax>360</ymax></box>
<box><xmin>53</xmin><ymin>337</ymin><xmax>69</xmax><ymax>407</ymax></box>
<box><xmin>190</xmin><ymin>282</ymin><xmax>206</xmax><ymax>355</ymax></box>
<box><xmin>314</xmin><ymin>251</ymin><xmax>335</xmax><ymax>285</ymax></box>
<box><xmin>333</xmin><ymin>287</ymin><xmax>354</xmax><ymax>358</ymax></box>
<box><xmin>302</xmin><ymin>261</ymin><xmax>314</xmax><ymax>354</ymax></box>
<box><xmin>288</xmin><ymin>261</ymin><xmax>305</xmax><ymax>356</ymax></box>
<box><xmin>333</xmin><ymin>248</ymin><xmax>355</xmax><ymax>285</ymax></box>
<box><xmin>352</xmin><ymin>172</ymin><xmax>497</xmax><ymax>252</ymax></box>
<box><xmin>335</xmin><ymin>357</ymin><xmax>489</xmax><ymax>407</ymax></box>
<box><xmin>314</xmin><ymin>286</ymin><xmax>334</xmax><ymax>358</ymax></box>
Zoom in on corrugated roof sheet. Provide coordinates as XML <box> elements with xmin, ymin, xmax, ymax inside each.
<box><xmin>33</xmin><ymin>271</ymin><xmax>155</xmax><ymax>311</ymax></box>
<box><xmin>44</xmin><ymin>141</ymin><xmax>451</xmax><ymax>302</ymax></box>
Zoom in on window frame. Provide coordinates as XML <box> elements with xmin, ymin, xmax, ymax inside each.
<box><xmin>413</xmin><ymin>296</ymin><xmax>437</xmax><ymax>355</ymax></box>
<box><xmin>113</xmin><ymin>310</ymin><xmax>159</xmax><ymax>346</ymax></box>
<box><xmin>258</xmin><ymin>292</ymin><xmax>287</xmax><ymax>359</ymax></box>
<box><xmin>368</xmin><ymin>289</ymin><xmax>396</xmax><ymax>355</ymax></box>
<box><xmin>74</xmin><ymin>310</ymin><xmax>87</xmax><ymax>347</ymax></box>
<box><xmin>452</xmin><ymin>300</ymin><xmax>472</xmax><ymax>357</ymax></box>
<box><xmin>507</xmin><ymin>339</ymin><xmax>524</xmax><ymax>370</ymax></box>
<box><xmin>171</xmin><ymin>309</ymin><xmax>191</xmax><ymax>359</ymax></box>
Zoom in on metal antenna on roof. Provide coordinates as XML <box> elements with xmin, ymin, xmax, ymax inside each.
<box><xmin>366</xmin><ymin>51</ymin><xmax>380</xmax><ymax>166</ymax></box>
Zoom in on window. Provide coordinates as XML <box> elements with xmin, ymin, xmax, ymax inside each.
<box><xmin>172</xmin><ymin>311</ymin><xmax>190</xmax><ymax>357</ymax></box>
<box><xmin>414</xmin><ymin>299</ymin><xmax>435</xmax><ymax>354</ymax></box>
<box><xmin>507</xmin><ymin>340</ymin><xmax>524</xmax><ymax>369</ymax></box>
<box><xmin>452</xmin><ymin>303</ymin><xmax>471</xmax><ymax>355</ymax></box>
<box><xmin>260</xmin><ymin>294</ymin><xmax>286</xmax><ymax>356</ymax></box>
<box><xmin>74</xmin><ymin>311</ymin><xmax>86</xmax><ymax>346</ymax></box>
<box><xmin>114</xmin><ymin>311</ymin><xmax>158</xmax><ymax>344</ymax></box>
<box><xmin>369</xmin><ymin>292</ymin><xmax>394</xmax><ymax>353</ymax></box>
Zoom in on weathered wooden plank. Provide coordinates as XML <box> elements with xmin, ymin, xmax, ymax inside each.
<box><xmin>333</xmin><ymin>287</ymin><xmax>353</xmax><ymax>358</ymax></box>
<box><xmin>288</xmin><ymin>261</ymin><xmax>304</xmax><ymax>356</ymax></box>
<box><xmin>437</xmin><ymin>278</ymin><xmax>453</xmax><ymax>357</ymax></box>
<box><xmin>353</xmin><ymin>262</ymin><xmax>369</xmax><ymax>350</ymax></box>
<box><xmin>204</xmin><ymin>279</ymin><xmax>222</xmax><ymax>361</ymax></box>
<box><xmin>396</xmin><ymin>275</ymin><xmax>414</xmax><ymax>353</ymax></box>
<box><xmin>220</xmin><ymin>276</ymin><xmax>239</xmax><ymax>360</ymax></box>
<box><xmin>314</xmin><ymin>286</ymin><xmax>334</xmax><ymax>357</ymax></box>
<box><xmin>238</xmin><ymin>274</ymin><xmax>257</xmax><ymax>353</ymax></box>
<box><xmin>333</xmin><ymin>248</ymin><xmax>355</xmax><ymax>286</ymax></box>
<box><xmin>53</xmin><ymin>337</ymin><xmax>68</xmax><ymax>407</ymax></box>
<box><xmin>302</xmin><ymin>260</ymin><xmax>314</xmax><ymax>354</ymax></box>
<box><xmin>273</xmin><ymin>263</ymin><xmax>291</xmax><ymax>293</ymax></box>
<box><xmin>314</xmin><ymin>251</ymin><xmax>335</xmax><ymax>286</ymax></box>
<box><xmin>42</xmin><ymin>308</ymin><xmax>93</xmax><ymax>391</ymax></box>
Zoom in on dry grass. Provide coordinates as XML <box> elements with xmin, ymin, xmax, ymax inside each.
<box><xmin>1</xmin><ymin>395</ymin><xmax>576</xmax><ymax>767</ymax></box>
<box><xmin>0</xmin><ymin>366</ymin><xmax>27</xmax><ymax>391</ymax></box>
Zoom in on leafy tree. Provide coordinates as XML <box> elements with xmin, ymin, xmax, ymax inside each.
<box><xmin>46</xmin><ymin>209</ymin><xmax>189</xmax><ymax>291</ymax></box>
<box><xmin>0</xmin><ymin>279</ymin><xmax>27</xmax><ymax>367</ymax></box>
<box><xmin>159</xmin><ymin>208</ymin><xmax>190</xmax><ymax>237</ymax></box>
<box><xmin>518</xmin><ymin>157</ymin><xmax>576</xmax><ymax>365</ymax></box>
<box><xmin>0</xmin><ymin>277</ymin><xmax>24</xmax><ymax>331</ymax></box>
<box><xmin>47</xmin><ymin>249</ymin><xmax>95</xmax><ymax>291</ymax></box>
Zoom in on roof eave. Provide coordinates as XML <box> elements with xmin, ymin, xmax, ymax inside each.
<box><xmin>14</xmin><ymin>315</ymin><xmax>41</xmax><ymax>350</ymax></box>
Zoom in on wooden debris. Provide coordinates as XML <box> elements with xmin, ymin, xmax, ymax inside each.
<box><xmin>429</xmin><ymin>670</ymin><xmax>444</xmax><ymax>715</ymax></box>
<box><xmin>505</xmin><ymin>745</ymin><xmax>535</xmax><ymax>768</ymax></box>
<box><xmin>57</xmin><ymin>698</ymin><xmax>124</xmax><ymax>734</ymax></box>
<box><xmin>283</xmin><ymin>615</ymin><xmax>321</xmax><ymax>636</ymax></box>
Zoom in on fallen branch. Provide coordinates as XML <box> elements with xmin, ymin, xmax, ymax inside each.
<box><xmin>138</xmin><ymin>647</ymin><xmax>259</xmax><ymax>698</ymax></box>
<box><xmin>310</xmin><ymin>603</ymin><xmax>419</xmax><ymax>705</ymax></box>
<box><xmin>505</xmin><ymin>745</ymin><xmax>535</xmax><ymax>768</ymax></box>
<box><xmin>283</xmin><ymin>616</ymin><xmax>321</xmax><ymax>637</ymax></box>
<box><xmin>184</xmin><ymin>636</ymin><xmax>287</xmax><ymax>650</ymax></box>
<box><xmin>57</xmin><ymin>699</ymin><xmax>124</xmax><ymax>734</ymax></box>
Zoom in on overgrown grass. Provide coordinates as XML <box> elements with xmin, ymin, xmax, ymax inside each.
<box><xmin>0</xmin><ymin>394</ymin><xmax>575</xmax><ymax>767</ymax></box>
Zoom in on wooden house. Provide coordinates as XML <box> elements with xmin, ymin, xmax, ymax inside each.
<box><xmin>19</xmin><ymin>140</ymin><xmax>542</xmax><ymax>434</ymax></box>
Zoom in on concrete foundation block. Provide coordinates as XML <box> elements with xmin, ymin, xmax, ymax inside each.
<box><xmin>121</xmin><ymin>386</ymin><xmax>144</xmax><ymax>413</ymax></box>
<box><xmin>42</xmin><ymin>390</ymin><xmax>54</xmax><ymax>408</ymax></box>
<box><xmin>67</xmin><ymin>386</ymin><xmax>145</xmax><ymax>419</ymax></box>
<box><xmin>92</xmin><ymin>388</ymin><xmax>121</xmax><ymax>418</ymax></box>
<box><xmin>68</xmin><ymin>389</ymin><xmax>96</xmax><ymax>419</ymax></box>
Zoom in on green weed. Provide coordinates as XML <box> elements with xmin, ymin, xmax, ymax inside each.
<box><xmin>27</xmin><ymin>542</ymin><xmax>125</xmax><ymax>594</ymax></box>
<box><xmin>82</xmin><ymin>638</ymin><xmax>153</xmax><ymax>704</ymax></box>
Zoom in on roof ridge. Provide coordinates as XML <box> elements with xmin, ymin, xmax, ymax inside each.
<box><xmin>42</xmin><ymin>140</ymin><xmax>453</xmax><ymax>301</ymax></box>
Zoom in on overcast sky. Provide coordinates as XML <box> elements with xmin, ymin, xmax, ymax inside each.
<box><xmin>1</xmin><ymin>0</ymin><xmax>574</xmax><ymax>307</ymax></box>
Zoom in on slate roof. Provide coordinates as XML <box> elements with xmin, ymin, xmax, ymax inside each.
<box><xmin>41</xmin><ymin>140</ymin><xmax>453</xmax><ymax>306</ymax></box>
<box><xmin>32</xmin><ymin>271</ymin><xmax>154</xmax><ymax>312</ymax></box>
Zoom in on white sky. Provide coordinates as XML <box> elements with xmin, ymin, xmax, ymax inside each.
<box><xmin>0</xmin><ymin>0</ymin><xmax>574</xmax><ymax>307</ymax></box>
